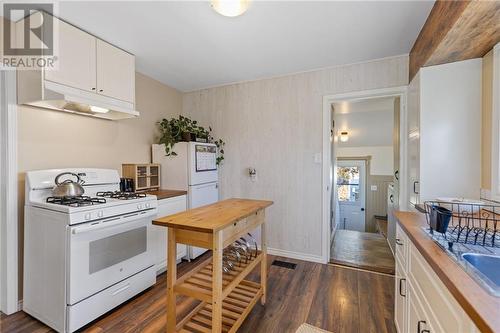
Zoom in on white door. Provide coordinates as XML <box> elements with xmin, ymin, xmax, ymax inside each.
<box><xmin>187</xmin><ymin>182</ymin><xmax>219</xmax><ymax>259</ymax></box>
<box><xmin>188</xmin><ymin>142</ymin><xmax>218</xmax><ymax>186</ymax></box>
<box><xmin>68</xmin><ymin>210</ymin><xmax>156</xmax><ymax>305</ymax></box>
<box><xmin>96</xmin><ymin>39</ymin><xmax>135</xmax><ymax>103</ymax></box>
<box><xmin>44</xmin><ymin>17</ymin><xmax>97</xmax><ymax>92</ymax></box>
<box><xmin>394</xmin><ymin>258</ymin><xmax>407</xmax><ymax>333</ymax></box>
<box><xmin>407</xmin><ymin>73</ymin><xmax>420</xmax><ymax>207</ymax></box>
<box><xmin>153</xmin><ymin>196</ymin><xmax>187</xmax><ymax>273</ymax></box>
<box><xmin>189</xmin><ymin>182</ymin><xmax>219</xmax><ymax>208</ymax></box>
<box><xmin>336</xmin><ymin>160</ymin><xmax>366</xmax><ymax>232</ymax></box>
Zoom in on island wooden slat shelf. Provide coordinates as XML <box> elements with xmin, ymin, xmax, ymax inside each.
<box><xmin>177</xmin><ymin>280</ymin><xmax>262</xmax><ymax>333</ymax></box>
<box><xmin>174</xmin><ymin>251</ymin><xmax>263</xmax><ymax>303</ymax></box>
<box><xmin>153</xmin><ymin>198</ymin><xmax>273</xmax><ymax>333</ymax></box>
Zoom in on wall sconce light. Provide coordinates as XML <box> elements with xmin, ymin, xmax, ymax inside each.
<box><xmin>339</xmin><ymin>131</ymin><xmax>349</xmax><ymax>142</ymax></box>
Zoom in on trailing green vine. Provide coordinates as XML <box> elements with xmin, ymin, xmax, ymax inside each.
<box><xmin>157</xmin><ymin>115</ymin><xmax>225</xmax><ymax>165</ymax></box>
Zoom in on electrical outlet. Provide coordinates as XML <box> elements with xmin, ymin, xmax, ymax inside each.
<box><xmin>371</xmin><ymin>185</ymin><xmax>378</xmax><ymax>191</ymax></box>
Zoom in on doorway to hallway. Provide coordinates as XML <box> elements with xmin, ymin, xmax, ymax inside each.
<box><xmin>328</xmin><ymin>95</ymin><xmax>399</xmax><ymax>274</ymax></box>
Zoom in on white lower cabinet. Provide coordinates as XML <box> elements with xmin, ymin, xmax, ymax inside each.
<box><xmin>395</xmin><ymin>256</ymin><xmax>408</xmax><ymax>333</ymax></box>
<box><xmin>407</xmin><ymin>283</ymin><xmax>435</xmax><ymax>333</ymax></box>
<box><xmin>394</xmin><ymin>225</ymin><xmax>479</xmax><ymax>333</ymax></box>
<box><xmin>151</xmin><ymin>195</ymin><xmax>187</xmax><ymax>274</ymax></box>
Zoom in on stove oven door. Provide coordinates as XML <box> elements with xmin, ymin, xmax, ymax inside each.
<box><xmin>68</xmin><ymin>209</ymin><xmax>156</xmax><ymax>305</ymax></box>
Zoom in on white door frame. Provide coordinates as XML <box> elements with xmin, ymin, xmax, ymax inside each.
<box><xmin>0</xmin><ymin>66</ymin><xmax>19</xmax><ymax>314</ymax></box>
<box><xmin>322</xmin><ymin>86</ymin><xmax>407</xmax><ymax>263</ymax></box>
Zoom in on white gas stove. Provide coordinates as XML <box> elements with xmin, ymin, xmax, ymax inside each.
<box><xmin>23</xmin><ymin>168</ymin><xmax>158</xmax><ymax>333</ymax></box>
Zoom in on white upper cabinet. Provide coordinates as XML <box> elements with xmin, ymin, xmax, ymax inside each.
<box><xmin>407</xmin><ymin>72</ymin><xmax>420</xmax><ymax>207</ymax></box>
<box><xmin>21</xmin><ymin>14</ymin><xmax>136</xmax><ymax>107</ymax></box>
<box><xmin>96</xmin><ymin>39</ymin><xmax>135</xmax><ymax>103</ymax></box>
<box><xmin>15</xmin><ymin>13</ymin><xmax>139</xmax><ymax>119</ymax></box>
<box><xmin>44</xmin><ymin>19</ymin><xmax>97</xmax><ymax>93</ymax></box>
<box><xmin>490</xmin><ymin>44</ymin><xmax>500</xmax><ymax>201</ymax></box>
<box><xmin>406</xmin><ymin>59</ymin><xmax>482</xmax><ymax>206</ymax></box>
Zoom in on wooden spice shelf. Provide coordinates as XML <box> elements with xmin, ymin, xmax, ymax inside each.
<box><xmin>174</xmin><ymin>251</ymin><xmax>263</xmax><ymax>303</ymax></box>
<box><xmin>177</xmin><ymin>280</ymin><xmax>262</xmax><ymax>333</ymax></box>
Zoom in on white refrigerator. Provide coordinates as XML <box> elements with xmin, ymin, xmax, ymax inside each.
<box><xmin>152</xmin><ymin>142</ymin><xmax>219</xmax><ymax>259</ymax></box>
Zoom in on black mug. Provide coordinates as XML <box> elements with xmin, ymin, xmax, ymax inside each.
<box><xmin>120</xmin><ymin>178</ymin><xmax>134</xmax><ymax>192</ymax></box>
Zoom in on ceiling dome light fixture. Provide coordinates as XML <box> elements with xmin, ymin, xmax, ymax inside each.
<box><xmin>211</xmin><ymin>0</ymin><xmax>250</xmax><ymax>17</ymax></box>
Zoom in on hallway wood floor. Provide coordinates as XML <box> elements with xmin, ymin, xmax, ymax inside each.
<box><xmin>330</xmin><ymin>230</ymin><xmax>395</xmax><ymax>275</ymax></box>
<box><xmin>1</xmin><ymin>254</ymin><xmax>396</xmax><ymax>333</ymax></box>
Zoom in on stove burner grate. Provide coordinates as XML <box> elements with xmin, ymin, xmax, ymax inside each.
<box><xmin>96</xmin><ymin>191</ymin><xmax>147</xmax><ymax>200</ymax></box>
<box><xmin>46</xmin><ymin>196</ymin><xmax>106</xmax><ymax>207</ymax></box>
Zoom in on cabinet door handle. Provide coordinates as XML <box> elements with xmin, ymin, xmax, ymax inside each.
<box><xmin>417</xmin><ymin>320</ymin><xmax>427</xmax><ymax>333</ymax></box>
<box><xmin>91</xmin><ymin>87</ymin><xmax>96</xmax><ymax>90</ymax></box>
<box><xmin>394</xmin><ymin>170</ymin><xmax>399</xmax><ymax>180</ymax></box>
<box><xmin>99</xmin><ymin>89</ymin><xmax>104</xmax><ymax>92</ymax></box>
<box><xmin>399</xmin><ymin>278</ymin><xmax>406</xmax><ymax>297</ymax></box>
<box><xmin>413</xmin><ymin>181</ymin><xmax>420</xmax><ymax>194</ymax></box>
<box><xmin>390</xmin><ymin>194</ymin><xmax>394</xmax><ymax>203</ymax></box>
<box><xmin>395</xmin><ymin>238</ymin><xmax>403</xmax><ymax>246</ymax></box>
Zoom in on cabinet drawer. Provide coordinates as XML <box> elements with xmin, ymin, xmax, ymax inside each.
<box><xmin>157</xmin><ymin>196</ymin><xmax>186</xmax><ymax>217</ymax></box>
<box><xmin>395</xmin><ymin>224</ymin><xmax>408</xmax><ymax>270</ymax></box>
<box><xmin>67</xmin><ymin>266</ymin><xmax>155</xmax><ymax>332</ymax></box>
<box><xmin>221</xmin><ymin>209</ymin><xmax>264</xmax><ymax>247</ymax></box>
<box><xmin>408</xmin><ymin>243</ymin><xmax>475</xmax><ymax>332</ymax></box>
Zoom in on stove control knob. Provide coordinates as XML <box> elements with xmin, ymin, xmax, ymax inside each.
<box><xmin>137</xmin><ymin>204</ymin><xmax>142</xmax><ymax>210</ymax></box>
<box><xmin>97</xmin><ymin>211</ymin><xmax>103</xmax><ymax>218</ymax></box>
<box><xmin>85</xmin><ymin>213</ymin><xmax>91</xmax><ymax>220</ymax></box>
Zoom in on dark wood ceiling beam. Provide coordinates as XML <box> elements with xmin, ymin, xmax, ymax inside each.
<box><xmin>409</xmin><ymin>0</ymin><xmax>500</xmax><ymax>81</ymax></box>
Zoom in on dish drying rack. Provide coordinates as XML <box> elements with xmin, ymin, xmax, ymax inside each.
<box><xmin>423</xmin><ymin>200</ymin><xmax>500</xmax><ymax>248</ymax></box>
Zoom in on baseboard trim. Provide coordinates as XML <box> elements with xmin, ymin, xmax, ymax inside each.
<box><xmin>267</xmin><ymin>247</ymin><xmax>324</xmax><ymax>264</ymax></box>
<box><xmin>328</xmin><ymin>263</ymin><xmax>395</xmax><ymax>277</ymax></box>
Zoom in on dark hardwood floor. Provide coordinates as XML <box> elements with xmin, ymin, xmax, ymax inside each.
<box><xmin>330</xmin><ymin>230</ymin><xmax>395</xmax><ymax>275</ymax></box>
<box><xmin>1</xmin><ymin>254</ymin><xmax>396</xmax><ymax>333</ymax></box>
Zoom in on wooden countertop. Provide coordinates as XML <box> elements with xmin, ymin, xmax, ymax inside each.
<box><xmin>145</xmin><ymin>189</ymin><xmax>187</xmax><ymax>200</ymax></box>
<box><xmin>153</xmin><ymin>198</ymin><xmax>273</xmax><ymax>233</ymax></box>
<box><xmin>394</xmin><ymin>211</ymin><xmax>500</xmax><ymax>333</ymax></box>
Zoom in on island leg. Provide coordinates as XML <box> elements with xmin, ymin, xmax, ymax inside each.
<box><xmin>261</xmin><ymin>214</ymin><xmax>267</xmax><ymax>305</ymax></box>
<box><xmin>212</xmin><ymin>231</ymin><xmax>223</xmax><ymax>332</ymax></box>
<box><xmin>167</xmin><ymin>228</ymin><xmax>177</xmax><ymax>333</ymax></box>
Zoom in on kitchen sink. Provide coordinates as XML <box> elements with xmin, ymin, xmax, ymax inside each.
<box><xmin>461</xmin><ymin>253</ymin><xmax>500</xmax><ymax>296</ymax></box>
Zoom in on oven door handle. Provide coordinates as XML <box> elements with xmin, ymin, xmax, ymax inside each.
<box><xmin>71</xmin><ymin>210</ymin><xmax>156</xmax><ymax>235</ymax></box>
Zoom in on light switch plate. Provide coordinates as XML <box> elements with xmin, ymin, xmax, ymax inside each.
<box><xmin>371</xmin><ymin>185</ymin><xmax>378</xmax><ymax>191</ymax></box>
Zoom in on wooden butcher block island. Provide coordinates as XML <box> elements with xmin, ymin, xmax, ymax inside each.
<box><xmin>153</xmin><ymin>198</ymin><xmax>274</xmax><ymax>333</ymax></box>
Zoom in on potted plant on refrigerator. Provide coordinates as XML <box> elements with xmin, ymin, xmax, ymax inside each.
<box><xmin>157</xmin><ymin>115</ymin><xmax>225</xmax><ymax>165</ymax></box>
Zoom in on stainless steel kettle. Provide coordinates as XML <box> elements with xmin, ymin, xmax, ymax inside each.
<box><xmin>52</xmin><ymin>172</ymin><xmax>85</xmax><ymax>197</ymax></box>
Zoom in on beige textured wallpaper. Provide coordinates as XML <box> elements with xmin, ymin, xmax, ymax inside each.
<box><xmin>482</xmin><ymin>50</ymin><xmax>493</xmax><ymax>190</ymax></box>
<box><xmin>183</xmin><ymin>55</ymin><xmax>408</xmax><ymax>259</ymax></box>
<box><xmin>17</xmin><ymin>72</ymin><xmax>182</xmax><ymax>297</ymax></box>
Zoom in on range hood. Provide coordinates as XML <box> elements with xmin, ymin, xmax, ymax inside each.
<box><xmin>18</xmin><ymin>78</ymin><xmax>139</xmax><ymax>120</ymax></box>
